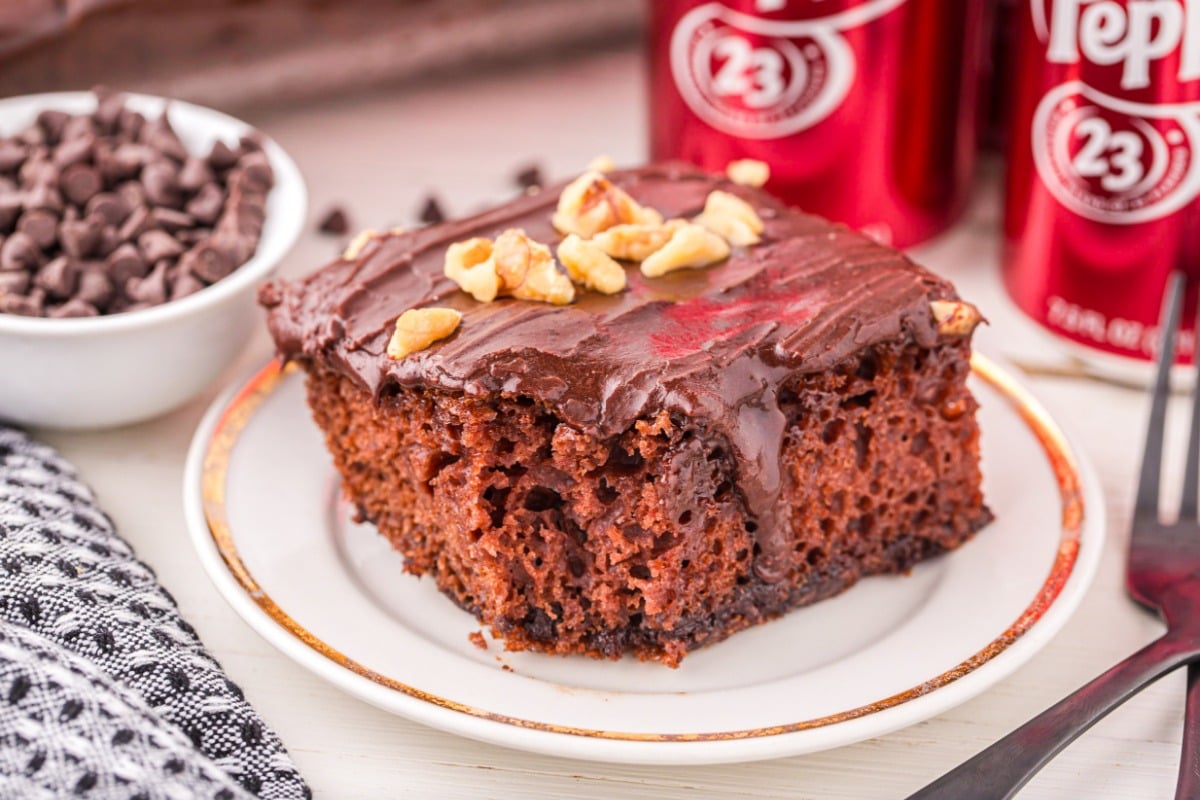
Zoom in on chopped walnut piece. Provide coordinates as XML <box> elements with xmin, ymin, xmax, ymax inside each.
<box><xmin>591</xmin><ymin>219</ymin><xmax>687</xmax><ymax>262</ymax></box>
<box><xmin>386</xmin><ymin>307</ymin><xmax>462</xmax><ymax>359</ymax></box>
<box><xmin>693</xmin><ymin>190</ymin><xmax>764</xmax><ymax>247</ymax></box>
<box><xmin>342</xmin><ymin>228</ymin><xmax>380</xmax><ymax>260</ymax></box>
<box><xmin>551</xmin><ymin>171</ymin><xmax>663</xmax><ymax>239</ymax></box>
<box><xmin>640</xmin><ymin>223</ymin><xmax>731</xmax><ymax>278</ymax></box>
<box><xmin>587</xmin><ymin>154</ymin><xmax>615</xmax><ymax>172</ymax></box>
<box><xmin>930</xmin><ymin>300</ymin><xmax>983</xmax><ymax>337</ymax></box>
<box><xmin>557</xmin><ymin>234</ymin><xmax>627</xmax><ymax>295</ymax></box>
<box><xmin>444</xmin><ymin>237</ymin><xmax>501</xmax><ymax>303</ymax></box>
<box><xmin>726</xmin><ymin>159</ymin><xmax>770</xmax><ymax>187</ymax></box>
<box><xmin>493</xmin><ymin>228</ymin><xmax>575</xmax><ymax>305</ymax></box>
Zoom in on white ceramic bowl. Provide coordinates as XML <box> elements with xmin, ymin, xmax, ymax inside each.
<box><xmin>0</xmin><ymin>92</ymin><xmax>306</xmax><ymax>430</ymax></box>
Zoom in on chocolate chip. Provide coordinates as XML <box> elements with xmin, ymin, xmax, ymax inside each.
<box><xmin>514</xmin><ymin>164</ymin><xmax>544</xmax><ymax>190</ymax></box>
<box><xmin>140</xmin><ymin>116</ymin><xmax>189</xmax><ymax>164</ymax></box>
<box><xmin>36</xmin><ymin>110</ymin><xmax>70</xmax><ymax>145</ymax></box>
<box><xmin>15</xmin><ymin>209</ymin><xmax>58</xmax><ymax>250</ymax></box>
<box><xmin>0</xmin><ymin>287</ymin><xmax>44</xmax><ymax>316</ymax></box>
<box><xmin>25</xmin><ymin>182</ymin><xmax>63</xmax><ymax>214</ymax></box>
<box><xmin>185</xmin><ymin>184</ymin><xmax>224</xmax><ymax>225</ymax></box>
<box><xmin>93</xmin><ymin>88</ymin><xmax>127</xmax><ymax>133</ymax></box>
<box><xmin>318</xmin><ymin>206</ymin><xmax>350</xmax><ymax>235</ymax></box>
<box><xmin>0</xmin><ymin>196</ymin><xmax>21</xmax><ymax>233</ymax></box>
<box><xmin>35</xmin><ymin>256</ymin><xmax>78</xmax><ymax>299</ymax></box>
<box><xmin>126</xmin><ymin>260</ymin><xmax>168</xmax><ymax>305</ymax></box>
<box><xmin>115</xmin><ymin>180</ymin><xmax>146</xmax><ymax>210</ymax></box>
<box><xmin>60</xmin><ymin>216</ymin><xmax>103</xmax><ymax>259</ymax></box>
<box><xmin>206</xmin><ymin>140</ymin><xmax>238</xmax><ymax>170</ymax></box>
<box><xmin>150</xmin><ymin>208</ymin><xmax>193</xmax><ymax>233</ymax></box>
<box><xmin>237</xmin><ymin>151</ymin><xmax>273</xmax><ymax>191</ymax></box>
<box><xmin>0</xmin><ymin>270</ymin><xmax>31</xmax><ymax>295</ymax></box>
<box><xmin>85</xmin><ymin>193</ymin><xmax>131</xmax><ymax>227</ymax></box>
<box><xmin>177</xmin><ymin>158</ymin><xmax>214</xmax><ymax>193</ymax></box>
<box><xmin>0</xmin><ymin>140</ymin><xmax>24</xmax><ymax>173</ymax></box>
<box><xmin>20</xmin><ymin>157</ymin><xmax>57</xmax><ymax>187</ymax></box>
<box><xmin>176</xmin><ymin>226</ymin><xmax>211</xmax><ymax>245</ymax></box>
<box><xmin>1</xmin><ymin>232</ymin><xmax>41</xmax><ymax>271</ymax></box>
<box><xmin>117</xmin><ymin>108</ymin><xmax>144</xmax><ymax>140</ymax></box>
<box><xmin>76</xmin><ymin>268</ymin><xmax>114</xmax><ymax>309</ymax></box>
<box><xmin>137</xmin><ymin>229</ymin><xmax>183</xmax><ymax>263</ymax></box>
<box><xmin>60</xmin><ymin>115</ymin><xmax>95</xmax><ymax>142</ymax></box>
<box><xmin>181</xmin><ymin>242</ymin><xmax>233</xmax><ymax>283</ymax></box>
<box><xmin>60</xmin><ymin>163</ymin><xmax>103</xmax><ymax>206</ymax></box>
<box><xmin>49</xmin><ymin>298</ymin><xmax>99</xmax><ymax>318</ymax></box>
<box><xmin>419</xmin><ymin>195</ymin><xmax>446</xmax><ymax>225</ymax></box>
<box><xmin>103</xmin><ymin>143</ymin><xmax>152</xmax><ymax>181</ymax></box>
<box><xmin>117</xmin><ymin>206</ymin><xmax>153</xmax><ymax>241</ymax></box>
<box><xmin>171</xmin><ymin>269</ymin><xmax>207</xmax><ymax>300</ymax></box>
<box><xmin>95</xmin><ymin>225</ymin><xmax>122</xmax><ymax>258</ymax></box>
<box><xmin>141</xmin><ymin>161</ymin><xmax>180</xmax><ymax>208</ymax></box>
<box><xmin>53</xmin><ymin>134</ymin><xmax>95</xmax><ymax>168</ymax></box>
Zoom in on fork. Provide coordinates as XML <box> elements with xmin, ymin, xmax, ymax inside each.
<box><xmin>906</xmin><ymin>272</ymin><xmax>1200</xmax><ymax>800</ymax></box>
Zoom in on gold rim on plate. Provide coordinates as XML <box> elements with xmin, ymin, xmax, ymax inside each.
<box><xmin>199</xmin><ymin>353</ymin><xmax>1084</xmax><ymax>742</ymax></box>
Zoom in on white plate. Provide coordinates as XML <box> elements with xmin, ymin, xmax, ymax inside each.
<box><xmin>183</xmin><ymin>354</ymin><xmax>1104</xmax><ymax>765</ymax></box>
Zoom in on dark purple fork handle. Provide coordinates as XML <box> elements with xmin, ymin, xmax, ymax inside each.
<box><xmin>1177</xmin><ymin>664</ymin><xmax>1200</xmax><ymax>799</ymax></box>
<box><xmin>907</xmin><ymin>634</ymin><xmax>1200</xmax><ymax>800</ymax></box>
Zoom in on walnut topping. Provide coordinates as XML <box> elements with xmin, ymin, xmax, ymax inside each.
<box><xmin>386</xmin><ymin>307</ymin><xmax>462</xmax><ymax>359</ymax></box>
<box><xmin>693</xmin><ymin>190</ymin><xmax>764</xmax><ymax>247</ymax></box>
<box><xmin>591</xmin><ymin>219</ymin><xmax>687</xmax><ymax>263</ymax></box>
<box><xmin>342</xmin><ymin>229</ymin><xmax>381</xmax><ymax>260</ymax></box>
<box><xmin>557</xmin><ymin>234</ymin><xmax>627</xmax><ymax>295</ymax></box>
<box><xmin>930</xmin><ymin>299</ymin><xmax>982</xmax><ymax>337</ymax></box>
<box><xmin>640</xmin><ymin>223</ymin><xmax>731</xmax><ymax>278</ymax></box>
<box><xmin>493</xmin><ymin>228</ymin><xmax>576</xmax><ymax>305</ymax></box>
<box><xmin>444</xmin><ymin>237</ymin><xmax>501</xmax><ymax>302</ymax></box>
<box><xmin>551</xmin><ymin>171</ymin><xmax>663</xmax><ymax>239</ymax></box>
<box><xmin>587</xmin><ymin>154</ymin><xmax>616</xmax><ymax>172</ymax></box>
<box><xmin>726</xmin><ymin>159</ymin><xmax>770</xmax><ymax>187</ymax></box>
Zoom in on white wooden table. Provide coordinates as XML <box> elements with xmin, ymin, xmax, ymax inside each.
<box><xmin>34</xmin><ymin>48</ymin><xmax>1189</xmax><ymax>798</ymax></box>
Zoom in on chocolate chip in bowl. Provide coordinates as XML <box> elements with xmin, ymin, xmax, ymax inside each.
<box><xmin>0</xmin><ymin>91</ymin><xmax>306</xmax><ymax>430</ymax></box>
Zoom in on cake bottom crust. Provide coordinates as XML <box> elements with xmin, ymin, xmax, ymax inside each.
<box><xmin>303</xmin><ymin>339</ymin><xmax>992</xmax><ymax>667</ymax></box>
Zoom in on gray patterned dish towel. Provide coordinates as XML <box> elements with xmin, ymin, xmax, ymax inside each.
<box><xmin>0</xmin><ymin>425</ymin><xmax>310</xmax><ymax>799</ymax></box>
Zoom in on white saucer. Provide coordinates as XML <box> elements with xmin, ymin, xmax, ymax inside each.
<box><xmin>183</xmin><ymin>353</ymin><xmax>1105</xmax><ymax>765</ymax></box>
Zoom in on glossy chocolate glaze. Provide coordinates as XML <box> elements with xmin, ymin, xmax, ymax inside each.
<box><xmin>261</xmin><ymin>163</ymin><xmax>959</xmax><ymax>583</ymax></box>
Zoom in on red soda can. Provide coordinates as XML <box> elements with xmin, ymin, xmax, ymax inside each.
<box><xmin>647</xmin><ymin>0</ymin><xmax>986</xmax><ymax>248</ymax></box>
<box><xmin>1004</xmin><ymin>0</ymin><xmax>1200</xmax><ymax>368</ymax></box>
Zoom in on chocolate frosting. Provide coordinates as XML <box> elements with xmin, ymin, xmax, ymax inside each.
<box><xmin>262</xmin><ymin>163</ymin><xmax>958</xmax><ymax>583</ymax></box>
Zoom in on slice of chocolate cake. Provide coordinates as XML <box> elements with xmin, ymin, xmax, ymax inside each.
<box><xmin>261</xmin><ymin>163</ymin><xmax>992</xmax><ymax>667</ymax></box>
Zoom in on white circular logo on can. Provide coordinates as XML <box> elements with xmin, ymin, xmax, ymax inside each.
<box><xmin>669</xmin><ymin>1</ymin><xmax>906</xmax><ymax>140</ymax></box>
<box><xmin>1031</xmin><ymin>81</ymin><xmax>1200</xmax><ymax>224</ymax></box>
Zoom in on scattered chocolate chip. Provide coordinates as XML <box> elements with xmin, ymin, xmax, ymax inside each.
<box><xmin>419</xmin><ymin>195</ymin><xmax>446</xmax><ymax>225</ymax></box>
<box><xmin>139</xmin><ymin>116</ymin><xmax>188</xmax><ymax>163</ymax></box>
<box><xmin>115</xmin><ymin>181</ymin><xmax>147</xmax><ymax>212</ymax></box>
<box><xmin>126</xmin><ymin>260</ymin><xmax>169</xmax><ymax>305</ymax></box>
<box><xmin>116</xmin><ymin>205</ymin><xmax>153</xmax><ymax>241</ymax></box>
<box><xmin>53</xmin><ymin>135</ymin><xmax>94</xmax><ymax>169</ymax></box>
<box><xmin>36</xmin><ymin>110</ymin><xmax>70</xmax><ymax>145</ymax></box>
<box><xmin>514</xmin><ymin>163</ymin><xmax>544</xmax><ymax>190</ymax></box>
<box><xmin>25</xmin><ymin>183</ymin><xmax>64</xmax><ymax>214</ymax></box>
<box><xmin>318</xmin><ymin>206</ymin><xmax>350</xmax><ymax>235</ymax></box>
<box><xmin>60</xmin><ymin>115</ymin><xmax>95</xmax><ymax>142</ymax></box>
<box><xmin>93</xmin><ymin>88</ymin><xmax>126</xmax><ymax>133</ymax></box>
<box><xmin>16</xmin><ymin>209</ymin><xmax>58</xmax><ymax>250</ymax></box>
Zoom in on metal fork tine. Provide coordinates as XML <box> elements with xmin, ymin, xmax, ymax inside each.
<box><xmin>1183</xmin><ymin>286</ymin><xmax>1200</xmax><ymax>521</ymax></box>
<box><xmin>1136</xmin><ymin>272</ymin><xmax>1186</xmax><ymax>519</ymax></box>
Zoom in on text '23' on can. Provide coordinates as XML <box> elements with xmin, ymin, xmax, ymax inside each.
<box><xmin>1004</xmin><ymin>0</ymin><xmax>1200</xmax><ymax>367</ymax></box>
<box><xmin>648</xmin><ymin>0</ymin><xmax>986</xmax><ymax>248</ymax></box>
